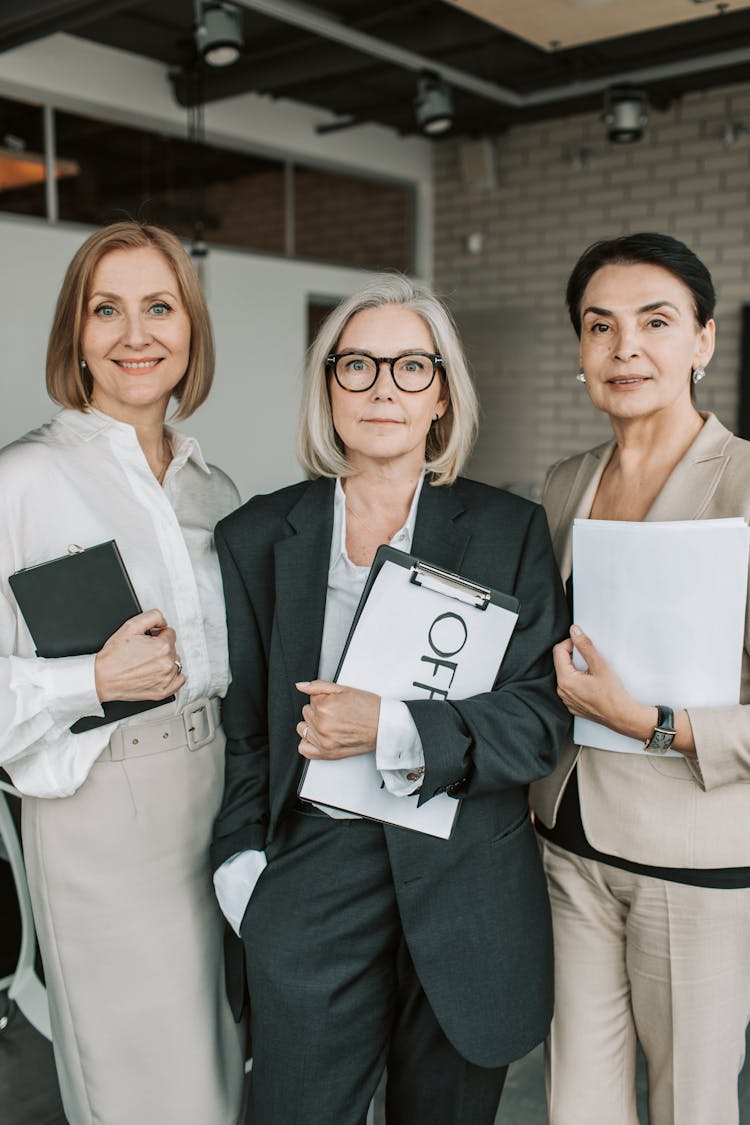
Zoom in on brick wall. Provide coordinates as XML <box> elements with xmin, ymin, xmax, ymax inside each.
<box><xmin>433</xmin><ymin>81</ymin><xmax>750</xmax><ymax>492</ymax></box>
<box><xmin>294</xmin><ymin>168</ymin><xmax>414</xmax><ymax>272</ymax></box>
<box><xmin>175</xmin><ymin>165</ymin><xmax>414</xmax><ymax>271</ymax></box>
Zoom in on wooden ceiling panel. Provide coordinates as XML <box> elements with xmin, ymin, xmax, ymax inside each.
<box><xmin>446</xmin><ymin>0</ymin><xmax>750</xmax><ymax>50</ymax></box>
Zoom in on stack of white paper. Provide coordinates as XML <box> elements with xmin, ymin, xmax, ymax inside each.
<box><xmin>572</xmin><ymin>518</ymin><xmax>750</xmax><ymax>756</ymax></box>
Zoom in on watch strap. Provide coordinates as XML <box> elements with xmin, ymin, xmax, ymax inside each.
<box><xmin>643</xmin><ymin>705</ymin><xmax>676</xmax><ymax>754</ymax></box>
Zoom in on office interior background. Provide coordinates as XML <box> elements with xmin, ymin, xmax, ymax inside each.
<box><xmin>1</xmin><ymin>0</ymin><xmax>749</xmax><ymax>501</ymax></box>
<box><xmin>1</xmin><ymin>2</ymin><xmax>750</xmax><ymax>1121</ymax></box>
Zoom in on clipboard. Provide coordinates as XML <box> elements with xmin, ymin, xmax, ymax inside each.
<box><xmin>9</xmin><ymin>540</ymin><xmax>174</xmax><ymax>734</ymax></box>
<box><xmin>298</xmin><ymin>545</ymin><xmax>520</xmax><ymax>838</ymax></box>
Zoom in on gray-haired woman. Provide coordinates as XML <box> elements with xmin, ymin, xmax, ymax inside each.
<box><xmin>211</xmin><ymin>274</ymin><xmax>570</xmax><ymax>1125</ymax></box>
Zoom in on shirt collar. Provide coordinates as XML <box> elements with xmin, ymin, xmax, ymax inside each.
<box><xmin>330</xmin><ymin>473</ymin><xmax>425</xmax><ymax>571</ymax></box>
<box><xmin>55</xmin><ymin>408</ymin><xmax>211</xmax><ymax>475</ymax></box>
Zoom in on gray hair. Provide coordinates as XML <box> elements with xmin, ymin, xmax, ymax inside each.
<box><xmin>297</xmin><ymin>274</ymin><xmax>478</xmax><ymax>486</ymax></box>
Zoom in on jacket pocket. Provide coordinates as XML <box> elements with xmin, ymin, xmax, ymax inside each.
<box><xmin>490</xmin><ymin>808</ymin><xmax>530</xmax><ymax>848</ymax></box>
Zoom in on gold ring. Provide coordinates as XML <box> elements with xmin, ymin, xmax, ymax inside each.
<box><xmin>174</xmin><ymin>660</ymin><xmax>183</xmax><ymax>674</ymax></box>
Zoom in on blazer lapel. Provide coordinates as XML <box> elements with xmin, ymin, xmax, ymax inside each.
<box><xmin>644</xmin><ymin>412</ymin><xmax>734</xmax><ymax>522</ymax></box>
<box><xmin>551</xmin><ymin>413</ymin><xmax>735</xmax><ymax>581</ymax></box>
<box><xmin>550</xmin><ymin>444</ymin><xmax>614</xmax><ymax>582</ymax></box>
<box><xmin>411</xmin><ymin>478</ymin><xmax>471</xmax><ymax>575</ymax></box>
<box><xmin>273</xmin><ymin>477</ymin><xmax>335</xmax><ymax>694</ymax></box>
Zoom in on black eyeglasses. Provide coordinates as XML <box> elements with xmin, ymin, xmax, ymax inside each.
<box><xmin>326</xmin><ymin>351</ymin><xmax>444</xmax><ymax>393</ymax></box>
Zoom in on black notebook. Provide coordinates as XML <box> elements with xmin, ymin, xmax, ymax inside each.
<box><xmin>9</xmin><ymin>540</ymin><xmax>174</xmax><ymax>734</ymax></box>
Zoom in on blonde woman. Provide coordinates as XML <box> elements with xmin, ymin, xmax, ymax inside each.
<box><xmin>211</xmin><ymin>275</ymin><xmax>569</xmax><ymax>1125</ymax></box>
<box><xmin>0</xmin><ymin>221</ymin><xmax>244</xmax><ymax>1124</ymax></box>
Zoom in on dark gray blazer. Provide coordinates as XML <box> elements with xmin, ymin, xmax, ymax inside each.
<box><xmin>212</xmin><ymin>475</ymin><xmax>569</xmax><ymax>1068</ymax></box>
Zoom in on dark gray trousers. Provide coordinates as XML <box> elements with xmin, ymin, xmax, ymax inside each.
<box><xmin>241</xmin><ymin>809</ymin><xmax>507</xmax><ymax>1125</ymax></box>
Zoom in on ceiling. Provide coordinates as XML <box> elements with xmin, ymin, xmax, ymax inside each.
<box><xmin>1</xmin><ymin>0</ymin><xmax>750</xmax><ymax>137</ymax></box>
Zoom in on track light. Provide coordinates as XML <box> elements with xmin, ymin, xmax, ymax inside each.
<box><xmin>195</xmin><ymin>1</ymin><xmax>243</xmax><ymax>68</ymax></box>
<box><xmin>603</xmin><ymin>86</ymin><xmax>649</xmax><ymax>144</ymax></box>
<box><xmin>415</xmin><ymin>74</ymin><xmax>454</xmax><ymax>137</ymax></box>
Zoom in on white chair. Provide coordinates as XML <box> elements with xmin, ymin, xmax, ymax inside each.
<box><xmin>0</xmin><ymin>779</ymin><xmax>51</xmax><ymax>1039</ymax></box>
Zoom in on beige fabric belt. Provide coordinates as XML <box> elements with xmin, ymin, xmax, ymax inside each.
<box><xmin>104</xmin><ymin>696</ymin><xmax>221</xmax><ymax>762</ymax></box>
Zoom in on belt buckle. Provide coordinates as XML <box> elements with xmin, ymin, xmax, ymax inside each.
<box><xmin>185</xmin><ymin>701</ymin><xmax>215</xmax><ymax>751</ymax></box>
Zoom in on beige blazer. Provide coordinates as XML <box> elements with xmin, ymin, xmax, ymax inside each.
<box><xmin>530</xmin><ymin>413</ymin><xmax>750</xmax><ymax>868</ymax></box>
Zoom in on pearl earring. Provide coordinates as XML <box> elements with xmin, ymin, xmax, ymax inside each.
<box><xmin>81</xmin><ymin>359</ymin><xmax>87</xmax><ymax>369</ymax></box>
<box><xmin>576</xmin><ymin>371</ymin><xmax>586</xmax><ymax>384</ymax></box>
<box><xmin>692</xmin><ymin>366</ymin><xmax>706</xmax><ymax>384</ymax></box>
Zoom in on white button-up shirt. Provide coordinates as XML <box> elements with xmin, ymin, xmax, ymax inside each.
<box><xmin>317</xmin><ymin>476</ymin><xmax>425</xmax><ymax>807</ymax></box>
<box><xmin>0</xmin><ymin>408</ymin><xmax>239</xmax><ymax>798</ymax></box>
<box><xmin>214</xmin><ymin>477</ymin><xmax>425</xmax><ymax>934</ymax></box>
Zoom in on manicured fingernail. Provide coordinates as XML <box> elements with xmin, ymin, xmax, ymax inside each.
<box><xmin>570</xmin><ymin>625</ymin><xmax>582</xmax><ymax>637</ymax></box>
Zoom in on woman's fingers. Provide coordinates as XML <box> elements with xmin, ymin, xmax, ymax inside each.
<box><xmin>125</xmin><ymin>608</ymin><xmax>168</xmax><ymax>636</ymax></box>
<box><xmin>569</xmin><ymin>625</ymin><xmax>599</xmax><ymax>670</ymax></box>
<box><xmin>552</xmin><ymin>637</ymin><xmax>574</xmax><ymax>676</ymax></box>
<box><xmin>94</xmin><ymin>610</ymin><xmax>185</xmax><ymax>702</ymax></box>
<box><xmin>296</xmin><ymin>686</ymin><xmax>380</xmax><ymax>759</ymax></box>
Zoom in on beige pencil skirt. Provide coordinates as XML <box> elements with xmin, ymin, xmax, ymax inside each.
<box><xmin>22</xmin><ymin>701</ymin><xmax>245</xmax><ymax>1125</ymax></box>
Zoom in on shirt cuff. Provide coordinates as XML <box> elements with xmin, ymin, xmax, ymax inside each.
<box><xmin>213</xmin><ymin>849</ymin><xmax>268</xmax><ymax>936</ymax></box>
<box><xmin>11</xmin><ymin>653</ymin><xmax>104</xmax><ymax>726</ymax></box>
<box><xmin>376</xmin><ymin>699</ymin><xmax>425</xmax><ymax>797</ymax></box>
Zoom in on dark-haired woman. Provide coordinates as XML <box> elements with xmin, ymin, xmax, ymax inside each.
<box><xmin>0</xmin><ymin>222</ymin><xmax>244</xmax><ymax>1124</ymax></box>
<box><xmin>531</xmin><ymin>232</ymin><xmax>750</xmax><ymax>1125</ymax></box>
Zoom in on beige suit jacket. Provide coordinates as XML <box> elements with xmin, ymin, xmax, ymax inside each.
<box><xmin>530</xmin><ymin>413</ymin><xmax>750</xmax><ymax>868</ymax></box>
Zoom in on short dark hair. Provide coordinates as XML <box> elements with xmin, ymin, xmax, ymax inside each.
<box><xmin>566</xmin><ymin>232</ymin><xmax>716</xmax><ymax>338</ymax></box>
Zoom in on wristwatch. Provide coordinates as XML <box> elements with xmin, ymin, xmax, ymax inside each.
<box><xmin>643</xmin><ymin>705</ymin><xmax>676</xmax><ymax>754</ymax></box>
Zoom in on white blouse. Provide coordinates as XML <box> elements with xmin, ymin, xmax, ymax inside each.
<box><xmin>0</xmin><ymin>408</ymin><xmax>239</xmax><ymax>798</ymax></box>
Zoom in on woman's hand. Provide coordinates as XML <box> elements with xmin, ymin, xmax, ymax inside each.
<box><xmin>94</xmin><ymin>609</ymin><xmax>186</xmax><ymax>702</ymax></box>
<box><xmin>553</xmin><ymin>625</ymin><xmax>655</xmax><ymax>741</ymax></box>
<box><xmin>295</xmin><ymin>680</ymin><xmax>380</xmax><ymax>760</ymax></box>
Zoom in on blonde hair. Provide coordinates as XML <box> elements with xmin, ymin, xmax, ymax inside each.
<box><xmin>297</xmin><ymin>275</ymin><xmax>478</xmax><ymax>486</ymax></box>
<box><xmin>46</xmin><ymin>221</ymin><xmax>214</xmax><ymax>419</ymax></box>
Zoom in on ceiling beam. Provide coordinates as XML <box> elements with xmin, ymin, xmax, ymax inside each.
<box><xmin>232</xmin><ymin>0</ymin><xmax>524</xmax><ymax>107</ymax></box>
<box><xmin>233</xmin><ymin>0</ymin><xmax>750</xmax><ymax>111</ymax></box>
<box><xmin>0</xmin><ymin>0</ymin><xmax>142</xmax><ymax>53</ymax></box>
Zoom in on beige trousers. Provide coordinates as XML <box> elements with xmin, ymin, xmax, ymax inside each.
<box><xmin>540</xmin><ymin>838</ymin><xmax>750</xmax><ymax>1125</ymax></box>
<box><xmin>22</xmin><ymin>710</ymin><xmax>244</xmax><ymax>1125</ymax></box>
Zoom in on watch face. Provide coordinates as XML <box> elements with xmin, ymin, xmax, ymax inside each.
<box><xmin>646</xmin><ymin>727</ymin><xmax>675</xmax><ymax>754</ymax></box>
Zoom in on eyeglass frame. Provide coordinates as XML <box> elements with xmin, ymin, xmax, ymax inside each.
<box><xmin>325</xmin><ymin>350</ymin><xmax>445</xmax><ymax>394</ymax></box>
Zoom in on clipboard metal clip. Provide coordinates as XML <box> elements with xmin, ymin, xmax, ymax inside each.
<box><xmin>409</xmin><ymin>561</ymin><xmax>491</xmax><ymax>610</ymax></box>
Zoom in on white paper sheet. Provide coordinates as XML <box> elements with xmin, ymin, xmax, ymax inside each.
<box><xmin>572</xmin><ymin>517</ymin><xmax>750</xmax><ymax>755</ymax></box>
<box><xmin>299</xmin><ymin>558</ymin><xmax>519</xmax><ymax>838</ymax></box>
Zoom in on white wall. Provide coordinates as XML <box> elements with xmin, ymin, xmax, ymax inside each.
<box><xmin>0</xmin><ymin>34</ymin><xmax>432</xmax><ymax>499</ymax></box>
<box><xmin>0</xmin><ymin>216</ymin><xmax>389</xmax><ymax>498</ymax></box>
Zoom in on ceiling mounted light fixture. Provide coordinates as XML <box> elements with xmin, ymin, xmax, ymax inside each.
<box><xmin>415</xmin><ymin>73</ymin><xmax>454</xmax><ymax>136</ymax></box>
<box><xmin>603</xmin><ymin>86</ymin><xmax>649</xmax><ymax>143</ymax></box>
<box><xmin>195</xmin><ymin>1</ymin><xmax>243</xmax><ymax>68</ymax></box>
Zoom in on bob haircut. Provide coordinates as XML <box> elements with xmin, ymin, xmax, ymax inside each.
<box><xmin>46</xmin><ymin>220</ymin><xmax>214</xmax><ymax>420</ymax></box>
<box><xmin>566</xmin><ymin>232</ymin><xmax>716</xmax><ymax>338</ymax></box>
<box><xmin>297</xmin><ymin>274</ymin><xmax>478</xmax><ymax>487</ymax></box>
